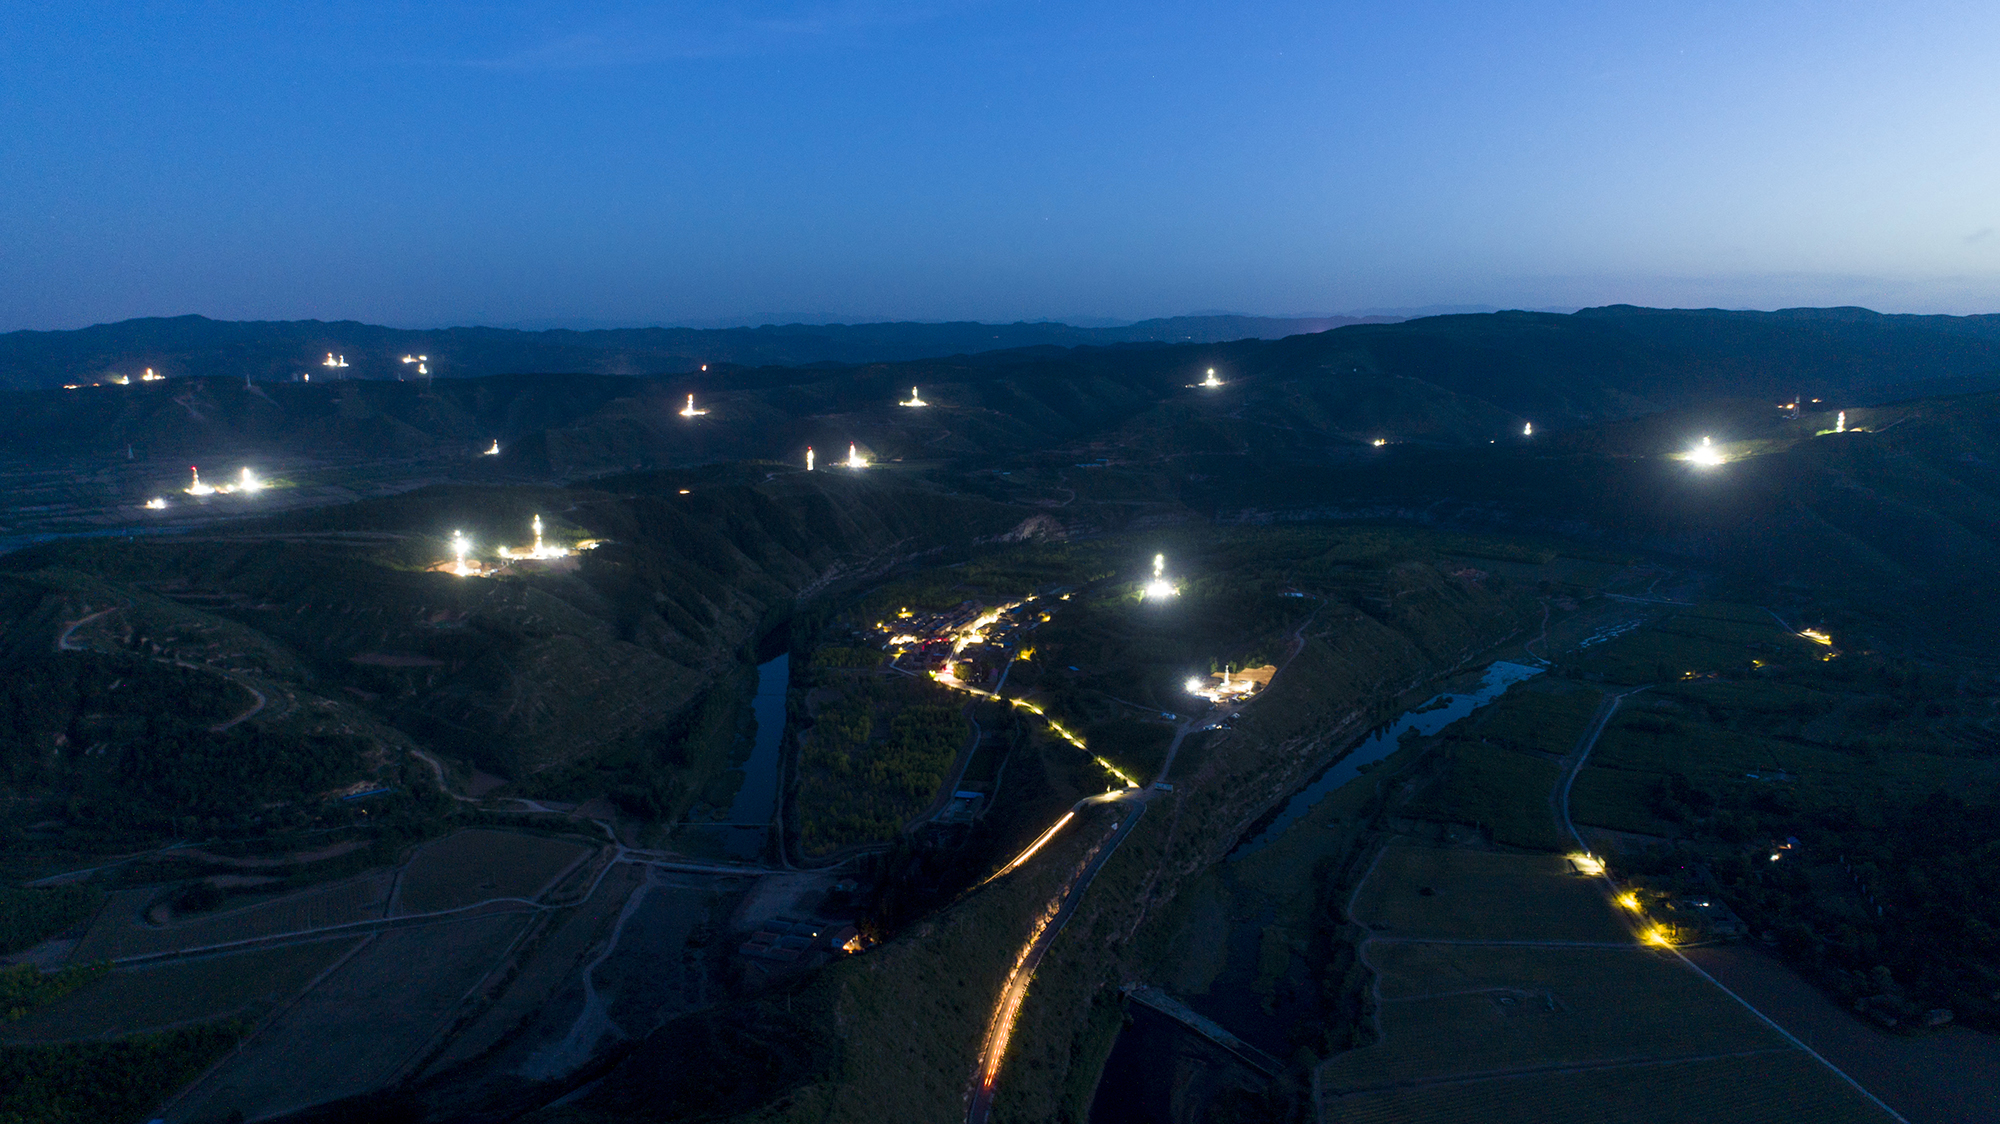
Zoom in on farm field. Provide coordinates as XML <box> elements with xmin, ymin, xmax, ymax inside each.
<box><xmin>1329</xmin><ymin>943</ymin><xmax>1786</xmax><ymax>1090</ymax></box>
<box><xmin>1319</xmin><ymin>835</ymin><xmax>1898</xmax><ymax>1124</ymax></box>
<box><xmin>1320</xmin><ymin>1048</ymin><xmax>1892</xmax><ymax>1124</ymax></box>
<box><xmin>1348</xmin><ymin>846</ymin><xmax>1629</xmax><ymax>943</ymax></box>
<box><xmin>70</xmin><ymin>872</ymin><xmax>394</xmax><ymax>961</ymax></box>
<box><xmin>393</xmin><ymin>829</ymin><xmax>592</xmax><ymax>915</ymax></box>
<box><xmin>2</xmin><ymin>938</ymin><xmax>359</xmax><ymax>1043</ymax></box>
<box><xmin>1403</xmin><ymin>742</ymin><xmax>1567</xmax><ymax>851</ymax></box>
<box><xmin>168</xmin><ymin>912</ymin><xmax>528</xmax><ymax>1123</ymax></box>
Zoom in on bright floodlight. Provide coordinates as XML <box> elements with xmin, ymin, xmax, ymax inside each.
<box><xmin>484</xmin><ymin>439</ymin><xmax>500</xmax><ymax>455</ymax></box>
<box><xmin>451</xmin><ymin>530</ymin><xmax>474</xmax><ymax>576</ymax></box>
<box><xmin>185</xmin><ymin>467</ymin><xmax>215</xmax><ymax>496</ymax></box>
<box><xmin>1143</xmin><ymin>553</ymin><xmax>1178</xmax><ymax>599</ymax></box>
<box><xmin>1523</xmin><ymin>422</ymin><xmax>1533</xmax><ymax>436</ymax></box>
<box><xmin>236</xmin><ymin>467</ymin><xmax>265</xmax><ymax>493</ymax></box>
<box><xmin>144</xmin><ymin>497</ymin><xmax>168</xmax><ymax>510</ymax></box>
<box><xmin>1836</xmin><ymin>410</ymin><xmax>1846</xmax><ymax>433</ymax></box>
<box><xmin>1201</xmin><ymin>368</ymin><xmax>1222</xmax><ymax>387</ymax></box>
<box><xmin>806</xmin><ymin>446</ymin><xmax>816</xmax><ymax>471</ymax></box>
<box><xmin>846</xmin><ymin>443</ymin><xmax>867</xmax><ymax>469</ymax></box>
<box><xmin>680</xmin><ymin>393</ymin><xmax>708</xmax><ymax>417</ymax></box>
<box><xmin>1688</xmin><ymin>436</ymin><xmax>1723</xmax><ymax>467</ymax></box>
<box><xmin>1184</xmin><ymin>677</ymin><xmax>1206</xmax><ymax>694</ymax></box>
<box><xmin>900</xmin><ymin>386</ymin><xmax>928</xmax><ymax>407</ymax></box>
<box><xmin>323</xmin><ymin>353</ymin><xmax>348</xmax><ymax>368</ymax></box>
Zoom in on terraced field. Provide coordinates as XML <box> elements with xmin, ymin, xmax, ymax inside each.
<box><xmin>392</xmin><ymin>828</ymin><xmax>592</xmax><ymax>915</ymax></box>
<box><xmin>1321</xmin><ymin>846</ymin><xmax>1895</xmax><ymax>1124</ymax></box>
<box><xmin>71</xmin><ymin>872</ymin><xmax>395</xmax><ymax>961</ymax></box>
<box><xmin>3</xmin><ymin>939</ymin><xmax>361</xmax><ymax>1043</ymax></box>
<box><xmin>1348</xmin><ymin>846</ymin><xmax>1628</xmax><ymax>943</ymax></box>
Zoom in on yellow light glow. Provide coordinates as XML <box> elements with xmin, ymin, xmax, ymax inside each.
<box><xmin>1372</xmin><ymin>438</ymin><xmax>1387</xmax><ymax>447</ymax></box>
<box><xmin>1523</xmin><ymin>422</ymin><xmax>1533</xmax><ymax>436</ymax></box>
<box><xmin>1799</xmin><ymin>629</ymin><xmax>1833</xmax><ymax>646</ymax></box>
<box><xmin>1570</xmin><ymin>853</ymin><xmax>1606</xmax><ymax>876</ymax></box>
<box><xmin>900</xmin><ymin>386</ymin><xmax>928</xmax><ymax>407</ymax></box>
<box><xmin>680</xmin><ymin>393</ymin><xmax>708</xmax><ymax>417</ymax></box>
<box><xmin>184</xmin><ymin>467</ymin><xmax>215</xmax><ymax>496</ymax></box>
<box><xmin>484</xmin><ymin>439</ymin><xmax>500</xmax><ymax>455</ymax></box>
<box><xmin>144</xmin><ymin>497</ymin><xmax>168</xmax><ymax>510</ymax></box>
<box><xmin>1617</xmin><ymin>892</ymin><xmax>1641</xmax><ymax>911</ymax></box>
<box><xmin>323</xmin><ymin>353</ymin><xmax>348</xmax><ymax>368</ymax></box>
<box><xmin>141</xmin><ymin>368</ymin><xmax>162</xmax><ymax>382</ymax></box>
<box><xmin>1645</xmin><ymin>928</ymin><xmax>1672</xmax><ymax>946</ymax></box>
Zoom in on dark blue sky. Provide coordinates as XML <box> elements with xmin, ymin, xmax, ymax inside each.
<box><xmin>4</xmin><ymin>1</ymin><xmax>1996</xmax><ymax>330</ymax></box>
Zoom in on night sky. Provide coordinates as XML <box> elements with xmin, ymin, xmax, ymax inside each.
<box><xmin>4</xmin><ymin>1</ymin><xmax>1997</xmax><ymax>330</ymax></box>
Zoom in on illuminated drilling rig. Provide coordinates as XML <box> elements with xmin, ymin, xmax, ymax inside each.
<box><xmin>900</xmin><ymin>387</ymin><xmax>928</xmax><ymax>407</ymax></box>
<box><xmin>806</xmin><ymin>446</ymin><xmax>816</xmax><ymax>471</ymax></box>
<box><xmin>497</xmin><ymin>514</ymin><xmax>573</xmax><ymax>560</ymax></box>
<box><xmin>680</xmin><ymin>393</ymin><xmax>709</xmax><ymax>417</ymax></box>
<box><xmin>1142</xmin><ymin>553</ymin><xmax>1179</xmax><ymax>600</ymax></box>
<box><xmin>846</xmin><ymin>443</ymin><xmax>867</xmax><ymax>469</ymax></box>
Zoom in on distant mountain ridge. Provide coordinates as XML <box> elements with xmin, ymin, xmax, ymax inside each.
<box><xmin>0</xmin><ymin>313</ymin><xmax>1393</xmax><ymax>391</ymax></box>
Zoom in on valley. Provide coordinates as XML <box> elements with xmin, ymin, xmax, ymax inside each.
<box><xmin>1</xmin><ymin>308</ymin><xmax>1997</xmax><ymax>1124</ymax></box>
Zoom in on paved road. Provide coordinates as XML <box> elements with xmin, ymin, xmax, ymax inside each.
<box><xmin>967</xmin><ymin>793</ymin><xmax>1148</xmax><ymax>1124</ymax></box>
<box><xmin>1554</xmin><ymin>685</ymin><xmax>1908</xmax><ymax>1124</ymax></box>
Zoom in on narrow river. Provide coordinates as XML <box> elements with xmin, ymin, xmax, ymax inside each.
<box><xmin>1229</xmin><ymin>660</ymin><xmax>1544</xmax><ymax>859</ymax></box>
<box><xmin>720</xmin><ymin>652</ymin><xmax>789</xmax><ymax>859</ymax></box>
<box><xmin>1091</xmin><ymin>659</ymin><xmax>1544</xmax><ymax>1121</ymax></box>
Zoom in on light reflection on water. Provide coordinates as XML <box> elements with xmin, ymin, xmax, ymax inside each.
<box><xmin>1229</xmin><ymin>660</ymin><xmax>1543</xmax><ymax>859</ymax></box>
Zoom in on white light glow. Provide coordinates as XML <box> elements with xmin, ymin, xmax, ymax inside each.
<box><xmin>1201</xmin><ymin>368</ymin><xmax>1222</xmax><ymax>388</ymax></box>
<box><xmin>846</xmin><ymin>443</ymin><xmax>867</xmax><ymax>469</ymax></box>
<box><xmin>680</xmin><ymin>393</ymin><xmax>708</xmax><ymax>417</ymax></box>
<box><xmin>323</xmin><ymin>353</ymin><xmax>348</xmax><ymax>368</ymax></box>
<box><xmin>185</xmin><ymin>467</ymin><xmax>215</xmax><ymax>496</ymax></box>
<box><xmin>1372</xmin><ymin>438</ymin><xmax>1387</xmax><ymax>447</ymax></box>
<box><xmin>141</xmin><ymin>368</ymin><xmax>163</xmax><ymax>382</ymax></box>
<box><xmin>806</xmin><ymin>446</ymin><xmax>816</xmax><ymax>471</ymax></box>
<box><xmin>1688</xmin><ymin>436</ymin><xmax>1723</xmax><ymax>467</ymax></box>
<box><xmin>484</xmin><ymin>439</ymin><xmax>500</xmax><ymax>455</ymax></box>
<box><xmin>497</xmin><ymin>514</ymin><xmax>572</xmax><ymax>561</ymax></box>
<box><xmin>235</xmin><ymin>467</ymin><xmax>265</xmax><ymax>493</ymax></box>
<box><xmin>1836</xmin><ymin>410</ymin><xmax>1846</xmax><ymax>433</ymax></box>
<box><xmin>900</xmin><ymin>386</ymin><xmax>928</xmax><ymax>407</ymax></box>
<box><xmin>144</xmin><ymin>497</ymin><xmax>168</xmax><ymax>510</ymax></box>
<box><xmin>1523</xmin><ymin>422</ymin><xmax>1533</xmax><ymax>436</ymax></box>
<box><xmin>452</xmin><ymin>529</ymin><xmax>475</xmax><ymax>576</ymax></box>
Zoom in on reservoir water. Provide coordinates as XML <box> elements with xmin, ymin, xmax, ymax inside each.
<box><xmin>1230</xmin><ymin>659</ymin><xmax>1543</xmax><ymax>859</ymax></box>
<box><xmin>721</xmin><ymin>652</ymin><xmax>789</xmax><ymax>859</ymax></box>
